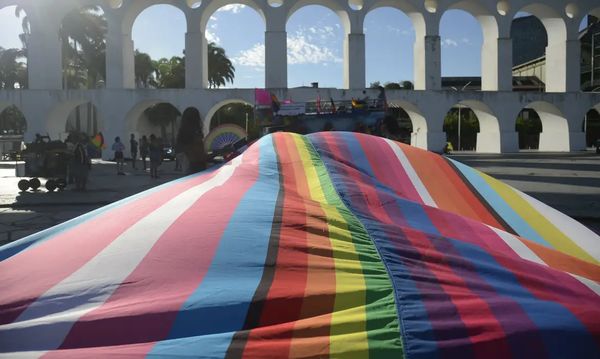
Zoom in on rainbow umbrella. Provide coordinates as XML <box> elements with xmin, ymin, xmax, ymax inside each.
<box><xmin>204</xmin><ymin>124</ymin><xmax>248</xmax><ymax>152</ymax></box>
<box><xmin>1</xmin><ymin>132</ymin><xmax>598</xmax><ymax>358</ymax></box>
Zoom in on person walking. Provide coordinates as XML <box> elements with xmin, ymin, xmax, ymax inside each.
<box><xmin>130</xmin><ymin>133</ymin><xmax>138</xmax><ymax>169</ymax></box>
<box><xmin>140</xmin><ymin>135</ymin><xmax>149</xmax><ymax>171</ymax></box>
<box><xmin>149</xmin><ymin>134</ymin><xmax>162</xmax><ymax>178</ymax></box>
<box><xmin>112</xmin><ymin>136</ymin><xmax>126</xmax><ymax>175</ymax></box>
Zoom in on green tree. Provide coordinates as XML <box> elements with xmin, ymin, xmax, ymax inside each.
<box><xmin>134</xmin><ymin>50</ymin><xmax>158</xmax><ymax>88</ymax></box>
<box><xmin>59</xmin><ymin>6</ymin><xmax>107</xmax><ymax>89</ymax></box>
<box><xmin>369</xmin><ymin>81</ymin><xmax>382</xmax><ymax>89</ymax></box>
<box><xmin>144</xmin><ymin>103</ymin><xmax>181</xmax><ymax>142</ymax></box>
<box><xmin>207</xmin><ymin>42</ymin><xmax>235</xmax><ymax>88</ymax></box>
<box><xmin>401</xmin><ymin>80</ymin><xmax>414</xmax><ymax>90</ymax></box>
<box><xmin>0</xmin><ymin>105</ymin><xmax>27</xmax><ymax>135</ymax></box>
<box><xmin>0</xmin><ymin>47</ymin><xmax>27</xmax><ymax>89</ymax></box>
<box><xmin>211</xmin><ymin>103</ymin><xmax>258</xmax><ymax>139</ymax></box>
<box><xmin>384</xmin><ymin>82</ymin><xmax>402</xmax><ymax>90</ymax></box>
<box><xmin>154</xmin><ymin>56</ymin><xmax>185</xmax><ymax>88</ymax></box>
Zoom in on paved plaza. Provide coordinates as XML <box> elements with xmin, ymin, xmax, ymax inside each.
<box><xmin>1</xmin><ymin>150</ymin><xmax>599</xmax><ymax>247</ymax></box>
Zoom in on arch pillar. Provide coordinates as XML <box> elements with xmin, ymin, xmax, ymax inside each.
<box><xmin>414</xmin><ymin>34</ymin><xmax>441</xmax><ymax>90</ymax></box>
<box><xmin>106</xmin><ymin>22</ymin><xmax>135</xmax><ymax>89</ymax></box>
<box><xmin>564</xmin><ymin>38</ymin><xmax>581</xmax><ymax>93</ymax></box>
<box><xmin>482</xmin><ymin>37</ymin><xmax>512</xmax><ymax>91</ymax></box>
<box><xmin>265</xmin><ymin>30</ymin><xmax>287</xmax><ymax>88</ymax></box>
<box><xmin>185</xmin><ymin>30</ymin><xmax>206</xmax><ymax>89</ymax></box>
<box><xmin>27</xmin><ymin>16</ymin><xmax>62</xmax><ymax>89</ymax></box>
<box><xmin>563</xmin><ymin>104</ymin><xmax>587</xmax><ymax>151</ymax></box>
<box><xmin>344</xmin><ymin>33</ymin><xmax>365</xmax><ymax>89</ymax></box>
<box><xmin>493</xmin><ymin>99</ymin><xmax>520</xmax><ymax>152</ymax></box>
<box><xmin>545</xmin><ymin>41</ymin><xmax>569</xmax><ymax>93</ymax></box>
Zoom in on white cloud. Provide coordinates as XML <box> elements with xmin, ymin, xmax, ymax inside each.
<box><xmin>232</xmin><ymin>43</ymin><xmax>265</xmax><ymax>67</ymax></box>
<box><xmin>461</xmin><ymin>37</ymin><xmax>471</xmax><ymax>44</ymax></box>
<box><xmin>217</xmin><ymin>4</ymin><xmax>246</xmax><ymax>13</ymax></box>
<box><xmin>442</xmin><ymin>38</ymin><xmax>458</xmax><ymax>47</ymax></box>
<box><xmin>287</xmin><ymin>35</ymin><xmax>342</xmax><ymax>65</ymax></box>
<box><xmin>205</xmin><ymin>30</ymin><xmax>220</xmax><ymax>44</ymax></box>
<box><xmin>231</xmin><ymin>35</ymin><xmax>342</xmax><ymax>67</ymax></box>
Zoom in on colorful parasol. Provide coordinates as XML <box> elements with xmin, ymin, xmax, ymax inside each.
<box><xmin>0</xmin><ymin>132</ymin><xmax>598</xmax><ymax>358</ymax></box>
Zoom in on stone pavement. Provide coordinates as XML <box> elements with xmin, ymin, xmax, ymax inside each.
<box><xmin>0</xmin><ymin>159</ymin><xmax>183</xmax><ymax>246</ymax></box>
<box><xmin>1</xmin><ymin>151</ymin><xmax>599</xmax><ymax>247</ymax></box>
<box><xmin>448</xmin><ymin>151</ymin><xmax>600</xmax><ymax>234</ymax></box>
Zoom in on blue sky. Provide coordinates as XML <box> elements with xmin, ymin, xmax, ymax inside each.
<box><xmin>0</xmin><ymin>4</ymin><xmax>584</xmax><ymax>88</ymax></box>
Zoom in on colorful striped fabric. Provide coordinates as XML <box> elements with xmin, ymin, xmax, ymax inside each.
<box><xmin>0</xmin><ymin>132</ymin><xmax>598</xmax><ymax>358</ymax></box>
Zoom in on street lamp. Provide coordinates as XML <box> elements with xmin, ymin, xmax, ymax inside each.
<box><xmin>450</xmin><ymin>82</ymin><xmax>471</xmax><ymax>151</ymax></box>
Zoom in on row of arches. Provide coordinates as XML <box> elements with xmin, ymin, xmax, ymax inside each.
<box><xmin>1</xmin><ymin>0</ymin><xmax>599</xmax><ymax>91</ymax></box>
<box><xmin>1</xmin><ymin>99</ymin><xmax>599</xmax><ymax>153</ymax></box>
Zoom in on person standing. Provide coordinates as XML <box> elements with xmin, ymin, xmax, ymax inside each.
<box><xmin>149</xmin><ymin>134</ymin><xmax>162</xmax><ymax>178</ymax></box>
<box><xmin>72</xmin><ymin>137</ymin><xmax>90</xmax><ymax>190</ymax></box>
<box><xmin>112</xmin><ymin>136</ymin><xmax>126</xmax><ymax>175</ymax></box>
<box><xmin>130</xmin><ymin>133</ymin><xmax>138</xmax><ymax>169</ymax></box>
<box><xmin>176</xmin><ymin>108</ymin><xmax>207</xmax><ymax>174</ymax></box>
<box><xmin>140</xmin><ymin>135</ymin><xmax>149</xmax><ymax>171</ymax></box>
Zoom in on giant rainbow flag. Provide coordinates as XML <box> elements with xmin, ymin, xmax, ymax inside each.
<box><xmin>1</xmin><ymin>132</ymin><xmax>599</xmax><ymax>358</ymax></box>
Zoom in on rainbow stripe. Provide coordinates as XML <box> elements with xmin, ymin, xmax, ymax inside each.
<box><xmin>0</xmin><ymin>132</ymin><xmax>598</xmax><ymax>358</ymax></box>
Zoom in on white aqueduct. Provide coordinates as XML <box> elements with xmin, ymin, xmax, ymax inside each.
<box><xmin>1</xmin><ymin>0</ymin><xmax>600</xmax><ymax>154</ymax></box>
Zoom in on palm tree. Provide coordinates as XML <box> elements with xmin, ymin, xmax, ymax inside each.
<box><xmin>145</xmin><ymin>103</ymin><xmax>181</xmax><ymax>141</ymax></box>
<box><xmin>154</xmin><ymin>56</ymin><xmax>185</xmax><ymax>88</ymax></box>
<box><xmin>14</xmin><ymin>6</ymin><xmax>30</xmax><ymax>52</ymax></box>
<box><xmin>207</xmin><ymin>42</ymin><xmax>235</xmax><ymax>88</ymax></box>
<box><xmin>0</xmin><ymin>47</ymin><xmax>27</xmax><ymax>89</ymax></box>
<box><xmin>134</xmin><ymin>50</ymin><xmax>158</xmax><ymax>88</ymax></box>
<box><xmin>60</xmin><ymin>6</ymin><xmax>107</xmax><ymax>89</ymax></box>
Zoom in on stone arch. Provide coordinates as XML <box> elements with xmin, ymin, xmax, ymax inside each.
<box><xmin>204</xmin><ymin>99</ymin><xmax>253</xmax><ymax>136</ymax></box>
<box><xmin>124</xmin><ymin>99</ymin><xmax>180</xmax><ymax>133</ymax></box>
<box><xmin>387</xmin><ymin>99</ymin><xmax>428</xmax><ymax>149</ymax></box>
<box><xmin>286</xmin><ymin>0</ymin><xmax>351</xmax><ymax>34</ymax></box>
<box><xmin>47</xmin><ymin>100</ymin><xmax>104</xmax><ymax>141</ymax></box>
<box><xmin>517</xmin><ymin>101</ymin><xmax>570</xmax><ymax>151</ymax></box>
<box><xmin>286</xmin><ymin>4</ymin><xmax>346</xmax><ymax>88</ymax></box>
<box><xmin>0</xmin><ymin>103</ymin><xmax>27</xmax><ymax>134</ymax></box>
<box><xmin>511</xmin><ymin>3</ymin><xmax>568</xmax><ymax>92</ymax></box>
<box><xmin>442</xmin><ymin>1</ymin><xmax>500</xmax><ymax>90</ymax></box>
<box><xmin>583</xmin><ymin>103</ymin><xmax>600</xmax><ymax>147</ymax></box>
<box><xmin>0</xmin><ymin>102</ymin><xmax>26</xmax><ymax>159</ymax></box>
<box><xmin>199</xmin><ymin>0</ymin><xmax>266</xmax><ymax>33</ymax></box>
<box><xmin>122</xmin><ymin>0</ymin><xmax>189</xmax><ymax>34</ymax></box>
<box><xmin>441</xmin><ymin>100</ymin><xmax>500</xmax><ymax>153</ymax></box>
<box><xmin>364</xmin><ymin>0</ymin><xmax>426</xmax><ymax>36</ymax></box>
<box><xmin>363</xmin><ymin>5</ymin><xmax>416</xmax><ymax>87</ymax></box>
<box><xmin>463</xmin><ymin>100</ymin><xmax>500</xmax><ymax>153</ymax></box>
<box><xmin>439</xmin><ymin>9</ymin><xmax>483</xmax><ymax>77</ymax></box>
<box><xmin>59</xmin><ymin>4</ymin><xmax>108</xmax><ymax>89</ymax></box>
<box><xmin>200</xmin><ymin>2</ymin><xmax>266</xmax><ymax>88</ymax></box>
<box><xmin>129</xmin><ymin>3</ymin><xmax>188</xmax><ymax>89</ymax></box>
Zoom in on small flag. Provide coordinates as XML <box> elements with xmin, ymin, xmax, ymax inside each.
<box><xmin>271</xmin><ymin>93</ymin><xmax>281</xmax><ymax>113</ymax></box>
<box><xmin>255</xmin><ymin>88</ymin><xmax>272</xmax><ymax>106</ymax></box>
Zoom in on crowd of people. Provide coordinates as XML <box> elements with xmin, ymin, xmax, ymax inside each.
<box><xmin>108</xmin><ymin>108</ymin><xmax>208</xmax><ymax>179</ymax></box>
<box><xmin>61</xmin><ymin>109</ymin><xmax>418</xmax><ymax>192</ymax></box>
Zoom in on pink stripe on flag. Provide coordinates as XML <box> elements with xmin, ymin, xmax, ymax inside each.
<box><xmin>0</xmin><ymin>172</ymin><xmax>218</xmax><ymax>326</ymax></box>
<box><xmin>48</xmin><ymin>146</ymin><xmax>261</xmax><ymax>354</ymax></box>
